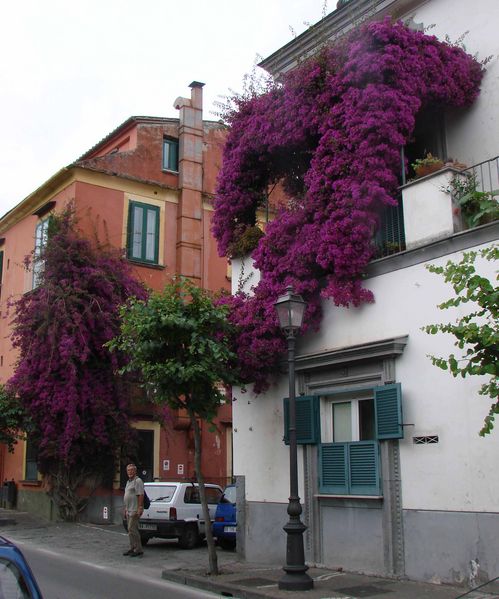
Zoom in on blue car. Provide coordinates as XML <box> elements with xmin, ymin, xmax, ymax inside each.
<box><xmin>212</xmin><ymin>484</ymin><xmax>236</xmax><ymax>550</ymax></box>
<box><xmin>0</xmin><ymin>535</ymin><xmax>43</xmax><ymax>598</ymax></box>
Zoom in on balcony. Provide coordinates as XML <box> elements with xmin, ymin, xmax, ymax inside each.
<box><xmin>400</xmin><ymin>155</ymin><xmax>498</xmax><ymax>250</ymax></box>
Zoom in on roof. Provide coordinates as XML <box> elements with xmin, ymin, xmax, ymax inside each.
<box><xmin>76</xmin><ymin>116</ymin><xmax>179</xmax><ymax>161</ymax></box>
<box><xmin>258</xmin><ymin>0</ymin><xmax>422</xmax><ymax>76</ymax></box>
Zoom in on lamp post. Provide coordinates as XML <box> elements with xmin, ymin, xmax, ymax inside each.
<box><xmin>274</xmin><ymin>286</ymin><xmax>314</xmax><ymax>591</ymax></box>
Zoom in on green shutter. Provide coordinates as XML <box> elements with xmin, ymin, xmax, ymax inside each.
<box><xmin>319</xmin><ymin>443</ymin><xmax>348</xmax><ymax>493</ymax></box>
<box><xmin>349</xmin><ymin>441</ymin><xmax>380</xmax><ymax>495</ymax></box>
<box><xmin>163</xmin><ymin>139</ymin><xmax>179</xmax><ymax>171</ymax></box>
<box><xmin>319</xmin><ymin>441</ymin><xmax>380</xmax><ymax>495</ymax></box>
<box><xmin>283</xmin><ymin>395</ymin><xmax>320</xmax><ymax>444</ymax></box>
<box><xmin>126</xmin><ymin>202</ymin><xmax>134</xmax><ymax>259</ymax></box>
<box><xmin>374</xmin><ymin>383</ymin><xmax>403</xmax><ymax>439</ymax></box>
<box><xmin>127</xmin><ymin>201</ymin><xmax>160</xmax><ymax>264</ymax></box>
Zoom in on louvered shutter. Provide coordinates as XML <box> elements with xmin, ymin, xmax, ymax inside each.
<box><xmin>319</xmin><ymin>443</ymin><xmax>348</xmax><ymax>494</ymax></box>
<box><xmin>283</xmin><ymin>396</ymin><xmax>320</xmax><ymax>444</ymax></box>
<box><xmin>349</xmin><ymin>441</ymin><xmax>380</xmax><ymax>495</ymax></box>
<box><xmin>374</xmin><ymin>383</ymin><xmax>403</xmax><ymax>439</ymax></box>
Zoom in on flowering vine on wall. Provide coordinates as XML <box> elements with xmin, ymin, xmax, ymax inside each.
<box><xmin>213</xmin><ymin>18</ymin><xmax>484</xmax><ymax>391</ymax></box>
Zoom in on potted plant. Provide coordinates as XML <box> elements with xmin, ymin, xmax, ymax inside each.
<box><xmin>412</xmin><ymin>153</ymin><xmax>445</xmax><ymax>178</ymax></box>
<box><xmin>447</xmin><ymin>174</ymin><xmax>499</xmax><ymax>228</ymax></box>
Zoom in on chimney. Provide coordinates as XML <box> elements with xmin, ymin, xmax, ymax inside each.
<box><xmin>173</xmin><ymin>82</ymin><xmax>205</xmax><ymax>286</ymax></box>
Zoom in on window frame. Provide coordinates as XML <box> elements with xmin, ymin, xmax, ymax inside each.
<box><xmin>127</xmin><ymin>201</ymin><xmax>160</xmax><ymax>265</ymax></box>
<box><xmin>162</xmin><ymin>137</ymin><xmax>179</xmax><ymax>172</ymax></box>
<box><xmin>32</xmin><ymin>216</ymin><xmax>51</xmax><ymax>288</ymax></box>
<box><xmin>317</xmin><ymin>383</ymin><xmax>403</xmax><ymax>496</ymax></box>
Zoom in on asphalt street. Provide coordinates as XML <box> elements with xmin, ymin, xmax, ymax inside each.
<box><xmin>2</xmin><ymin>508</ymin><xmax>499</xmax><ymax>599</ymax></box>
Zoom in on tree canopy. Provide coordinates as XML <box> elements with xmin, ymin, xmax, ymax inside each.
<box><xmin>109</xmin><ymin>277</ymin><xmax>241</xmax><ymax>574</ymax></box>
<box><xmin>8</xmin><ymin>207</ymin><xmax>147</xmax><ymax>519</ymax></box>
<box><xmin>424</xmin><ymin>245</ymin><xmax>498</xmax><ymax>436</ymax></box>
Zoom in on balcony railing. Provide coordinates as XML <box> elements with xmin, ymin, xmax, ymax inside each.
<box><xmin>460</xmin><ymin>155</ymin><xmax>499</xmax><ymax>196</ymax></box>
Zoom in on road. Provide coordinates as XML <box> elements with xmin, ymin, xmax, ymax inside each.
<box><xmin>20</xmin><ymin>541</ymin><xmax>221</xmax><ymax>599</ymax></box>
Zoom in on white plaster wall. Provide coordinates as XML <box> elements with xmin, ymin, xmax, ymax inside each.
<box><xmin>306</xmin><ymin>241</ymin><xmax>498</xmax><ymax>512</ymax></box>
<box><xmin>231</xmin><ymin>257</ymin><xmax>260</xmax><ymax>295</ymax></box>
<box><xmin>232</xmin><ymin>241</ymin><xmax>499</xmax><ymax>511</ymax></box>
<box><xmin>402</xmin><ymin>169</ymin><xmax>460</xmax><ymax>248</ymax></box>
<box><xmin>230</xmin><ymin>0</ymin><xmax>499</xmax><ymax>513</ymax></box>
<box><xmin>232</xmin><ymin>379</ymin><xmax>308</xmax><ymax>504</ymax></box>
<box><xmin>405</xmin><ymin>0</ymin><xmax>499</xmax><ymax>166</ymax></box>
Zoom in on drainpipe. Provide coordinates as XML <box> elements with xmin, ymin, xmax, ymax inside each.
<box><xmin>173</xmin><ymin>81</ymin><xmax>205</xmax><ymax>287</ymax></box>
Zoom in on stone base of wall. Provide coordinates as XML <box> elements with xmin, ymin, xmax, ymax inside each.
<box><xmin>17</xmin><ymin>488</ymin><xmax>54</xmax><ymax>521</ymax></box>
<box><xmin>244</xmin><ymin>501</ymin><xmax>499</xmax><ymax>587</ymax></box>
<box><xmin>404</xmin><ymin>509</ymin><xmax>499</xmax><ymax>587</ymax></box>
<box><xmin>83</xmin><ymin>494</ymin><xmax>124</xmax><ymax>525</ymax></box>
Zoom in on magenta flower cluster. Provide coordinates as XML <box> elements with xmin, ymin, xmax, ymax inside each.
<box><xmin>213</xmin><ymin>19</ymin><xmax>483</xmax><ymax>390</ymax></box>
<box><xmin>8</xmin><ymin>209</ymin><xmax>147</xmax><ymax>471</ymax></box>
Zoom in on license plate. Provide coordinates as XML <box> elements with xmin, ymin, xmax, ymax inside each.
<box><xmin>224</xmin><ymin>526</ymin><xmax>236</xmax><ymax>533</ymax></box>
<box><xmin>139</xmin><ymin>523</ymin><xmax>157</xmax><ymax>531</ymax></box>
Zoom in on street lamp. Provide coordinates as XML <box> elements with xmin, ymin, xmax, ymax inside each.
<box><xmin>274</xmin><ymin>286</ymin><xmax>314</xmax><ymax>591</ymax></box>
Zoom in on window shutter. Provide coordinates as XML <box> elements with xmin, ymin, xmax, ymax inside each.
<box><xmin>374</xmin><ymin>383</ymin><xmax>403</xmax><ymax>439</ymax></box>
<box><xmin>319</xmin><ymin>443</ymin><xmax>348</xmax><ymax>494</ymax></box>
<box><xmin>126</xmin><ymin>202</ymin><xmax>134</xmax><ymax>259</ymax></box>
<box><xmin>319</xmin><ymin>441</ymin><xmax>381</xmax><ymax>495</ymax></box>
<box><xmin>349</xmin><ymin>441</ymin><xmax>380</xmax><ymax>495</ymax></box>
<box><xmin>283</xmin><ymin>395</ymin><xmax>320</xmax><ymax>444</ymax></box>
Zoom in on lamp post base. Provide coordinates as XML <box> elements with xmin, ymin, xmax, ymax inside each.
<box><xmin>278</xmin><ymin>569</ymin><xmax>314</xmax><ymax>591</ymax></box>
<box><xmin>278</xmin><ymin>518</ymin><xmax>314</xmax><ymax>591</ymax></box>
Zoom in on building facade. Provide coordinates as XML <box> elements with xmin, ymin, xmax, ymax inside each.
<box><xmin>0</xmin><ymin>83</ymin><xmax>233</xmax><ymax>523</ymax></box>
<box><xmin>230</xmin><ymin>0</ymin><xmax>499</xmax><ymax>588</ymax></box>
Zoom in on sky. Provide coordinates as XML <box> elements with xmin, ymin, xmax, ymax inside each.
<box><xmin>0</xmin><ymin>0</ymin><xmax>328</xmax><ymax>217</ymax></box>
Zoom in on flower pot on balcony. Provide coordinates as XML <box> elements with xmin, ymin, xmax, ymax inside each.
<box><xmin>413</xmin><ymin>154</ymin><xmax>445</xmax><ymax>178</ymax></box>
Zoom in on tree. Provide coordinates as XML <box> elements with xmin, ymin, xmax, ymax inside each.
<box><xmin>423</xmin><ymin>245</ymin><xmax>498</xmax><ymax>436</ymax></box>
<box><xmin>8</xmin><ymin>207</ymin><xmax>147</xmax><ymax>520</ymax></box>
<box><xmin>109</xmin><ymin>277</ymin><xmax>241</xmax><ymax>575</ymax></box>
<box><xmin>0</xmin><ymin>384</ymin><xmax>27</xmax><ymax>452</ymax></box>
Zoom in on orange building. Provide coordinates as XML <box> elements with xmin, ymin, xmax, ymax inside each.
<box><xmin>0</xmin><ymin>82</ymin><xmax>232</xmax><ymax>522</ymax></box>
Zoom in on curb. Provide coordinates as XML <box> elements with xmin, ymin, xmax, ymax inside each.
<box><xmin>161</xmin><ymin>570</ymin><xmax>270</xmax><ymax>599</ymax></box>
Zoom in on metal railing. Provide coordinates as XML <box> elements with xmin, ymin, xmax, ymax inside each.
<box><xmin>461</xmin><ymin>155</ymin><xmax>499</xmax><ymax>195</ymax></box>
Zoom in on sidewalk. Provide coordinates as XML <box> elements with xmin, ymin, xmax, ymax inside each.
<box><xmin>2</xmin><ymin>508</ymin><xmax>498</xmax><ymax>599</ymax></box>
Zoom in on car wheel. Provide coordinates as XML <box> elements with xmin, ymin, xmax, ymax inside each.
<box><xmin>139</xmin><ymin>534</ymin><xmax>150</xmax><ymax>546</ymax></box>
<box><xmin>219</xmin><ymin>538</ymin><xmax>236</xmax><ymax>551</ymax></box>
<box><xmin>178</xmin><ymin>525</ymin><xmax>199</xmax><ymax>550</ymax></box>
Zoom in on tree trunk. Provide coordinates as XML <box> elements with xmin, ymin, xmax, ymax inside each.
<box><xmin>45</xmin><ymin>464</ymin><xmax>98</xmax><ymax>521</ymax></box>
<box><xmin>188</xmin><ymin>407</ymin><xmax>219</xmax><ymax>575</ymax></box>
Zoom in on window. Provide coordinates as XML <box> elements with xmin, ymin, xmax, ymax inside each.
<box><xmin>162</xmin><ymin>138</ymin><xmax>179</xmax><ymax>172</ymax></box>
<box><xmin>0</xmin><ymin>557</ymin><xmax>34</xmax><ymax>598</ymax></box>
<box><xmin>25</xmin><ymin>438</ymin><xmax>39</xmax><ymax>481</ymax></box>
<box><xmin>32</xmin><ymin>217</ymin><xmax>50</xmax><ymax>287</ymax></box>
<box><xmin>319</xmin><ymin>384</ymin><xmax>403</xmax><ymax>496</ymax></box>
<box><xmin>127</xmin><ymin>201</ymin><xmax>160</xmax><ymax>264</ymax></box>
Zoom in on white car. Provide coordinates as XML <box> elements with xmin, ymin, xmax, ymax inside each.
<box><xmin>124</xmin><ymin>482</ymin><xmax>223</xmax><ymax>549</ymax></box>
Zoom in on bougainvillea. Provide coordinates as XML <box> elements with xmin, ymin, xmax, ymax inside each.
<box><xmin>8</xmin><ymin>207</ymin><xmax>147</xmax><ymax>519</ymax></box>
<box><xmin>213</xmin><ymin>18</ymin><xmax>484</xmax><ymax>390</ymax></box>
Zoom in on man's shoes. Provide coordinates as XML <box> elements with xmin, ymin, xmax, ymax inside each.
<box><xmin>130</xmin><ymin>551</ymin><xmax>144</xmax><ymax>558</ymax></box>
<box><xmin>123</xmin><ymin>549</ymin><xmax>134</xmax><ymax>556</ymax></box>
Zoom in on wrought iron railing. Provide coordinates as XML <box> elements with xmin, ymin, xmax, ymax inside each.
<box><xmin>461</xmin><ymin>155</ymin><xmax>499</xmax><ymax>195</ymax></box>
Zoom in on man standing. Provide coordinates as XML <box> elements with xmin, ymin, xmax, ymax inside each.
<box><xmin>123</xmin><ymin>463</ymin><xmax>144</xmax><ymax>557</ymax></box>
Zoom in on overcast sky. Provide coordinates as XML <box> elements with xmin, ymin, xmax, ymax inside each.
<box><xmin>0</xmin><ymin>0</ymin><xmax>327</xmax><ymax>217</ymax></box>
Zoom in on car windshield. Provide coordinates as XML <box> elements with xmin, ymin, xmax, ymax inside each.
<box><xmin>221</xmin><ymin>486</ymin><xmax>236</xmax><ymax>504</ymax></box>
<box><xmin>145</xmin><ymin>485</ymin><xmax>176</xmax><ymax>502</ymax></box>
